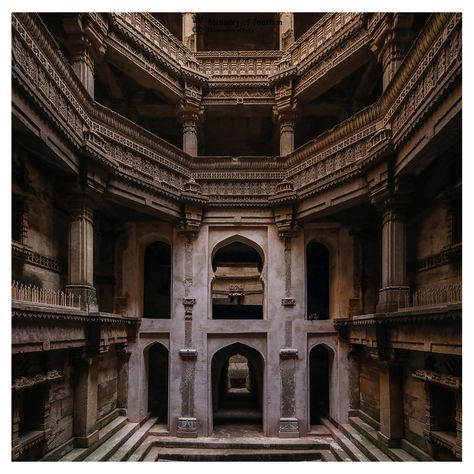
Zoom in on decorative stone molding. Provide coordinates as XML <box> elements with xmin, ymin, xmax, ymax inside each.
<box><xmin>281</xmin><ymin>298</ymin><xmax>296</xmax><ymax>307</ymax></box>
<box><xmin>178</xmin><ymin>203</ymin><xmax>203</xmax><ymax>239</ymax></box>
<box><xmin>279</xmin><ymin>348</ymin><xmax>298</xmax><ymax>359</ymax></box>
<box><xmin>12</xmin><ymin>370</ymin><xmax>62</xmax><ymax>391</ymax></box>
<box><xmin>413</xmin><ymin>370</ymin><xmax>461</xmax><ymax>391</ymax></box>
<box><xmin>179</xmin><ymin>348</ymin><xmax>198</xmax><ymax>359</ymax></box>
<box><xmin>12</xmin><ymin>242</ymin><xmax>63</xmax><ymax>273</ymax></box>
<box><xmin>278</xmin><ymin>417</ymin><xmax>299</xmax><ymax>438</ymax></box>
<box><xmin>177</xmin><ymin>417</ymin><xmax>198</xmax><ymax>437</ymax></box>
<box><xmin>182</xmin><ymin>297</ymin><xmax>196</xmax><ymax>320</ymax></box>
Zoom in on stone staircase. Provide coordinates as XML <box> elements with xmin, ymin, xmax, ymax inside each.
<box><xmin>322</xmin><ymin>417</ymin><xmax>430</xmax><ymax>462</ymax></box>
<box><xmin>56</xmin><ymin>416</ymin><xmax>158</xmax><ymax>462</ymax></box>
<box><xmin>50</xmin><ymin>415</ymin><xmax>431</xmax><ymax>462</ymax></box>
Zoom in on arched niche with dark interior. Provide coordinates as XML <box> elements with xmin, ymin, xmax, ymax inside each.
<box><xmin>212</xmin><ymin>241</ymin><xmax>263</xmax><ymax>319</ymax></box>
<box><xmin>147</xmin><ymin>343</ymin><xmax>169</xmax><ymax>424</ymax></box>
<box><xmin>306</xmin><ymin>242</ymin><xmax>330</xmax><ymax>320</ymax></box>
<box><xmin>143</xmin><ymin>241</ymin><xmax>171</xmax><ymax>319</ymax></box>
<box><xmin>309</xmin><ymin>344</ymin><xmax>332</xmax><ymax>425</ymax></box>
<box><xmin>211</xmin><ymin>343</ymin><xmax>264</xmax><ymax>432</ymax></box>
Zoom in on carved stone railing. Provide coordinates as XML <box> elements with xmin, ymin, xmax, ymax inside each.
<box><xmin>12</xmin><ymin>13</ymin><xmax>462</xmax><ymax>208</ymax></box>
<box><xmin>196</xmin><ymin>50</ymin><xmax>282</xmax><ymax>79</ymax></box>
<box><xmin>112</xmin><ymin>13</ymin><xmax>201</xmax><ymax>72</ymax></box>
<box><xmin>388</xmin><ymin>282</ymin><xmax>461</xmax><ymax>310</ymax></box>
<box><xmin>12</xmin><ymin>281</ymin><xmax>82</xmax><ymax>309</ymax></box>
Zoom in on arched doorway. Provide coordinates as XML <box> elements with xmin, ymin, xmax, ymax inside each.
<box><xmin>143</xmin><ymin>241</ymin><xmax>171</xmax><ymax>319</ymax></box>
<box><xmin>211</xmin><ymin>242</ymin><xmax>264</xmax><ymax>319</ymax></box>
<box><xmin>306</xmin><ymin>242</ymin><xmax>330</xmax><ymax>320</ymax></box>
<box><xmin>309</xmin><ymin>344</ymin><xmax>331</xmax><ymax>425</ymax></box>
<box><xmin>211</xmin><ymin>343</ymin><xmax>264</xmax><ymax>434</ymax></box>
<box><xmin>147</xmin><ymin>343</ymin><xmax>169</xmax><ymax>424</ymax></box>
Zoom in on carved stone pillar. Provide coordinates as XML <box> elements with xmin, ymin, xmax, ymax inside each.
<box><xmin>371</xmin><ymin>14</ymin><xmax>415</xmax><ymax>91</ymax></box>
<box><xmin>378</xmin><ymin>359</ymin><xmax>404</xmax><ymax>447</ymax></box>
<box><xmin>278</xmin><ymin>111</ymin><xmax>297</xmax><ymax>157</ymax></box>
<box><xmin>279</xmin><ymin>13</ymin><xmax>294</xmax><ymax>50</ymax></box>
<box><xmin>178</xmin><ymin>105</ymin><xmax>201</xmax><ymax>157</ymax></box>
<box><xmin>176</xmin><ymin>206</ymin><xmax>202</xmax><ymax>438</ymax></box>
<box><xmin>66</xmin><ymin>197</ymin><xmax>97</xmax><ymax>311</ymax></box>
<box><xmin>377</xmin><ymin>199</ymin><xmax>409</xmax><ymax>312</ymax></box>
<box><xmin>62</xmin><ymin>14</ymin><xmax>107</xmax><ymax>97</ymax></box>
<box><xmin>72</xmin><ymin>352</ymin><xmax>99</xmax><ymax>447</ymax></box>
<box><xmin>182</xmin><ymin>13</ymin><xmax>197</xmax><ymax>51</ymax></box>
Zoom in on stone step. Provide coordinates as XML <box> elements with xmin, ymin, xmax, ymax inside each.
<box><xmin>320</xmin><ymin>418</ymin><xmax>370</xmax><ymax>461</ymax></box>
<box><xmin>349</xmin><ymin>417</ymin><xmax>418</xmax><ymax>461</ymax></box>
<box><xmin>147</xmin><ymin>447</ymin><xmax>324</xmax><ymax>461</ymax></box>
<box><xmin>109</xmin><ymin>418</ymin><xmax>158</xmax><ymax>462</ymax></box>
<box><xmin>150</xmin><ymin>436</ymin><xmax>331</xmax><ymax>451</ymax></box>
<box><xmin>127</xmin><ymin>435</ymin><xmax>155</xmax><ymax>462</ymax></box>
<box><xmin>58</xmin><ymin>415</ymin><xmax>128</xmax><ymax>461</ymax></box>
<box><xmin>83</xmin><ymin>422</ymin><xmax>140</xmax><ymax>461</ymax></box>
<box><xmin>328</xmin><ymin>440</ymin><xmax>354</xmax><ymax>462</ymax></box>
<box><xmin>339</xmin><ymin>423</ymin><xmax>391</xmax><ymax>461</ymax></box>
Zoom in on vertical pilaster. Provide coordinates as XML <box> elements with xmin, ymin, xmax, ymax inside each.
<box><xmin>116</xmin><ymin>344</ymin><xmax>130</xmax><ymax>411</ymax></box>
<box><xmin>279</xmin><ymin>13</ymin><xmax>294</xmax><ymax>50</ymax></box>
<box><xmin>182</xmin><ymin>13</ymin><xmax>197</xmax><ymax>51</ymax></box>
<box><xmin>72</xmin><ymin>352</ymin><xmax>99</xmax><ymax>447</ymax></box>
<box><xmin>278</xmin><ymin>111</ymin><xmax>297</xmax><ymax>156</ymax></box>
<box><xmin>176</xmin><ymin>207</ymin><xmax>202</xmax><ymax>438</ymax></box>
<box><xmin>378</xmin><ymin>360</ymin><xmax>404</xmax><ymax>447</ymax></box>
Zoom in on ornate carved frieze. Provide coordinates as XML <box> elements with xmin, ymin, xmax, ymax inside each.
<box><xmin>413</xmin><ymin>370</ymin><xmax>461</xmax><ymax>391</ymax></box>
<box><xmin>12</xmin><ymin>370</ymin><xmax>62</xmax><ymax>391</ymax></box>
<box><xmin>12</xmin><ymin>242</ymin><xmax>63</xmax><ymax>273</ymax></box>
<box><xmin>177</xmin><ymin>417</ymin><xmax>198</xmax><ymax>437</ymax></box>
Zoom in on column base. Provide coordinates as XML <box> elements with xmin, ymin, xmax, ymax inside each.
<box><xmin>66</xmin><ymin>284</ymin><xmax>98</xmax><ymax>312</ymax></box>
<box><xmin>177</xmin><ymin>417</ymin><xmax>198</xmax><ymax>438</ymax></box>
<box><xmin>75</xmin><ymin>429</ymin><xmax>99</xmax><ymax>448</ymax></box>
<box><xmin>376</xmin><ymin>286</ymin><xmax>410</xmax><ymax>312</ymax></box>
<box><xmin>278</xmin><ymin>418</ymin><xmax>300</xmax><ymax>438</ymax></box>
<box><xmin>378</xmin><ymin>430</ymin><xmax>401</xmax><ymax>448</ymax></box>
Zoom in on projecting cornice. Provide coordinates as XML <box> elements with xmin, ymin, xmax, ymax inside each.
<box><xmin>12</xmin><ymin>13</ymin><xmax>461</xmax><ymax>213</ymax></box>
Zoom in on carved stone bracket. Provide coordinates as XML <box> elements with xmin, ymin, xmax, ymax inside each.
<box><xmin>279</xmin><ymin>348</ymin><xmax>298</xmax><ymax>359</ymax></box>
<box><xmin>281</xmin><ymin>297</ymin><xmax>296</xmax><ymax>307</ymax></box>
<box><xmin>178</xmin><ymin>203</ymin><xmax>203</xmax><ymax>239</ymax></box>
<box><xmin>177</xmin><ymin>417</ymin><xmax>198</xmax><ymax>438</ymax></box>
<box><xmin>179</xmin><ymin>348</ymin><xmax>198</xmax><ymax>359</ymax></box>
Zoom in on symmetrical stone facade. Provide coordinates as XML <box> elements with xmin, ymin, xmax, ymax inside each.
<box><xmin>11</xmin><ymin>12</ymin><xmax>461</xmax><ymax>461</ymax></box>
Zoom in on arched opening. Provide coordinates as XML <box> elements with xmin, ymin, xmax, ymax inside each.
<box><xmin>212</xmin><ymin>242</ymin><xmax>263</xmax><ymax>319</ymax></box>
<box><xmin>309</xmin><ymin>345</ymin><xmax>331</xmax><ymax>425</ymax></box>
<box><xmin>211</xmin><ymin>343</ymin><xmax>264</xmax><ymax>434</ymax></box>
<box><xmin>143</xmin><ymin>241</ymin><xmax>171</xmax><ymax>319</ymax></box>
<box><xmin>147</xmin><ymin>343</ymin><xmax>169</xmax><ymax>424</ymax></box>
<box><xmin>306</xmin><ymin>242</ymin><xmax>330</xmax><ymax>320</ymax></box>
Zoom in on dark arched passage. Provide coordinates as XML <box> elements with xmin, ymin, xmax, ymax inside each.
<box><xmin>143</xmin><ymin>241</ymin><xmax>171</xmax><ymax>319</ymax></box>
<box><xmin>309</xmin><ymin>344</ymin><xmax>331</xmax><ymax>425</ymax></box>
<box><xmin>147</xmin><ymin>343</ymin><xmax>169</xmax><ymax>423</ymax></box>
<box><xmin>211</xmin><ymin>343</ymin><xmax>264</xmax><ymax>433</ymax></box>
<box><xmin>307</xmin><ymin>242</ymin><xmax>330</xmax><ymax>320</ymax></box>
<box><xmin>212</xmin><ymin>242</ymin><xmax>263</xmax><ymax>319</ymax></box>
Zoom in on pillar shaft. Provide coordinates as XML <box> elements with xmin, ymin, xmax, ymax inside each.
<box><xmin>278</xmin><ymin>112</ymin><xmax>296</xmax><ymax>156</ymax></box>
<box><xmin>71</xmin><ymin>48</ymin><xmax>95</xmax><ymax>97</ymax></box>
<box><xmin>377</xmin><ymin>202</ymin><xmax>409</xmax><ymax>311</ymax></box>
